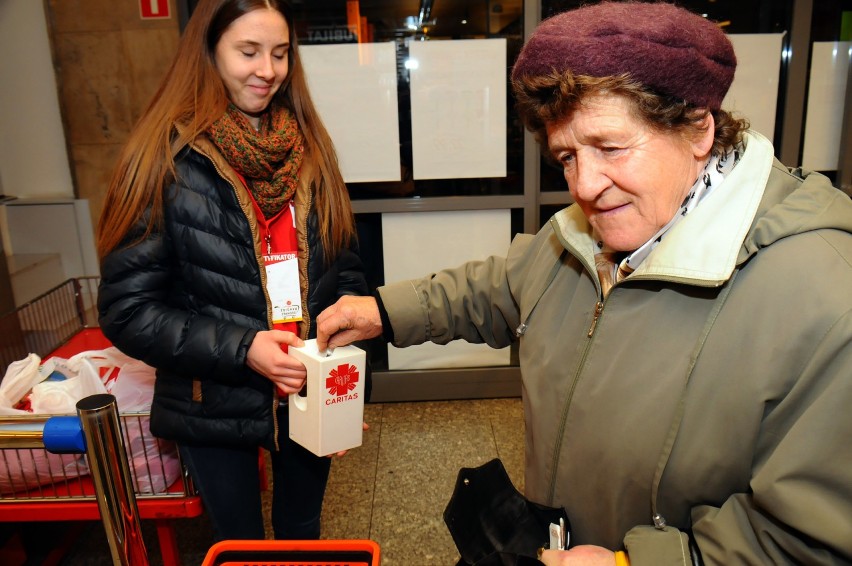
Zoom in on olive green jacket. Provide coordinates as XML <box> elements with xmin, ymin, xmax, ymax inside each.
<box><xmin>378</xmin><ymin>132</ymin><xmax>852</xmax><ymax>564</ymax></box>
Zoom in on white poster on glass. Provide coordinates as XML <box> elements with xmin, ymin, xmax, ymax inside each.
<box><xmin>802</xmin><ymin>42</ymin><xmax>852</xmax><ymax>171</ymax></box>
<box><xmin>408</xmin><ymin>39</ymin><xmax>506</xmax><ymax>180</ymax></box>
<box><xmin>724</xmin><ymin>33</ymin><xmax>785</xmax><ymax>141</ymax></box>
<box><xmin>301</xmin><ymin>43</ymin><xmax>401</xmax><ymax>183</ymax></box>
<box><xmin>382</xmin><ymin>209</ymin><xmax>512</xmax><ymax>370</ymax></box>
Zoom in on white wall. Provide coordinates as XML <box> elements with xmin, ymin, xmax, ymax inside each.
<box><xmin>0</xmin><ymin>0</ymin><xmax>74</xmax><ymax>199</ymax></box>
<box><xmin>802</xmin><ymin>42</ymin><xmax>852</xmax><ymax>171</ymax></box>
<box><xmin>724</xmin><ymin>34</ymin><xmax>785</xmax><ymax>142</ymax></box>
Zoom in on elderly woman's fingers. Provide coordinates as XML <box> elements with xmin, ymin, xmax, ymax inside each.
<box><xmin>316</xmin><ymin>296</ymin><xmax>383</xmax><ymax>352</ymax></box>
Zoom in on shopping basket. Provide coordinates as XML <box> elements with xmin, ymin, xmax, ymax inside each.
<box><xmin>0</xmin><ymin>277</ymin><xmax>203</xmax><ymax>566</ymax></box>
<box><xmin>202</xmin><ymin>539</ymin><xmax>381</xmax><ymax>566</ymax></box>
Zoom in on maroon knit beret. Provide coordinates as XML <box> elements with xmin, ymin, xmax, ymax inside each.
<box><xmin>511</xmin><ymin>1</ymin><xmax>737</xmax><ymax>110</ymax></box>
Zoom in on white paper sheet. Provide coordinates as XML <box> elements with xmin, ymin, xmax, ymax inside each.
<box><xmin>408</xmin><ymin>39</ymin><xmax>507</xmax><ymax>180</ymax></box>
<box><xmin>300</xmin><ymin>43</ymin><xmax>401</xmax><ymax>182</ymax></box>
<box><xmin>724</xmin><ymin>34</ymin><xmax>785</xmax><ymax>141</ymax></box>
<box><xmin>382</xmin><ymin>210</ymin><xmax>512</xmax><ymax>370</ymax></box>
<box><xmin>802</xmin><ymin>42</ymin><xmax>852</xmax><ymax>171</ymax></box>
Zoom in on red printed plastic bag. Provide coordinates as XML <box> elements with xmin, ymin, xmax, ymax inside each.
<box><xmin>120</xmin><ymin>415</ymin><xmax>182</xmax><ymax>494</ymax></box>
<box><xmin>64</xmin><ymin>348</ymin><xmax>182</xmax><ymax>493</ymax></box>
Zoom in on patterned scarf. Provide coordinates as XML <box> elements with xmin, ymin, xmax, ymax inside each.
<box><xmin>207</xmin><ymin>103</ymin><xmax>305</xmax><ymax>219</ymax></box>
<box><xmin>595</xmin><ymin>142</ymin><xmax>744</xmax><ymax>297</ymax></box>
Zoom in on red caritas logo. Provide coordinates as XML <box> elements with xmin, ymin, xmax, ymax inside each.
<box><xmin>325</xmin><ymin>363</ymin><xmax>359</xmax><ymax>405</ymax></box>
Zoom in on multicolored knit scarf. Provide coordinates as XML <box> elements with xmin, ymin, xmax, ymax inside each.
<box><xmin>207</xmin><ymin>103</ymin><xmax>305</xmax><ymax>219</ymax></box>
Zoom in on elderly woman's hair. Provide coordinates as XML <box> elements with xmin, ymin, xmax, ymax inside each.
<box><xmin>512</xmin><ymin>71</ymin><xmax>750</xmax><ymax>158</ymax></box>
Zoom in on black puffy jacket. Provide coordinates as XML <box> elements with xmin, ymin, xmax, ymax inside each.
<box><xmin>98</xmin><ymin>135</ymin><xmax>368</xmax><ymax>450</ymax></box>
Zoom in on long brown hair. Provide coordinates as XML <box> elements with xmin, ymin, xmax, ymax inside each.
<box><xmin>97</xmin><ymin>0</ymin><xmax>355</xmax><ymax>260</ymax></box>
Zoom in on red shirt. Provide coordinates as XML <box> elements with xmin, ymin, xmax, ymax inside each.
<box><xmin>240</xmin><ymin>176</ymin><xmax>300</xmax><ymax>336</ymax></box>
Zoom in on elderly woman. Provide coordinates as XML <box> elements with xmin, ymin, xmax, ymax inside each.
<box><xmin>317</xmin><ymin>2</ymin><xmax>852</xmax><ymax>564</ymax></box>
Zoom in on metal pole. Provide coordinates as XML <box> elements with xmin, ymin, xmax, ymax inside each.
<box><xmin>77</xmin><ymin>393</ymin><xmax>150</xmax><ymax>566</ymax></box>
<box><xmin>779</xmin><ymin>0</ymin><xmax>813</xmax><ymax>166</ymax></box>
<box><xmin>522</xmin><ymin>0</ymin><xmax>542</xmax><ymax>234</ymax></box>
<box><xmin>837</xmin><ymin>46</ymin><xmax>852</xmax><ymax>197</ymax></box>
<box><xmin>0</xmin><ymin>415</ymin><xmax>50</xmax><ymax>448</ymax></box>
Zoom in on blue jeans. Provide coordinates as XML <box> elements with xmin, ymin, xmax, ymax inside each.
<box><xmin>178</xmin><ymin>413</ymin><xmax>331</xmax><ymax>541</ymax></box>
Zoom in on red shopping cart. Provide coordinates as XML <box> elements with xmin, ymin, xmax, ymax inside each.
<box><xmin>0</xmin><ymin>277</ymin><xmax>203</xmax><ymax>566</ymax></box>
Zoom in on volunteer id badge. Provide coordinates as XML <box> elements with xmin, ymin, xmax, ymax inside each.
<box><xmin>264</xmin><ymin>253</ymin><xmax>303</xmax><ymax>324</ymax></box>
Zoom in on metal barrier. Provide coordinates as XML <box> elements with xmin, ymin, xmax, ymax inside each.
<box><xmin>0</xmin><ymin>277</ymin><xmax>99</xmax><ymax>371</ymax></box>
<box><xmin>0</xmin><ymin>394</ymin><xmax>149</xmax><ymax>565</ymax></box>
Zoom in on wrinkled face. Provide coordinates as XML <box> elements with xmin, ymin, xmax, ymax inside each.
<box><xmin>215</xmin><ymin>8</ymin><xmax>290</xmax><ymax>129</ymax></box>
<box><xmin>546</xmin><ymin>94</ymin><xmax>712</xmax><ymax>252</ymax></box>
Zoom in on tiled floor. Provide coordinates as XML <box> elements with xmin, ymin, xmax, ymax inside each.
<box><xmin>48</xmin><ymin>397</ymin><xmax>525</xmax><ymax>565</ymax></box>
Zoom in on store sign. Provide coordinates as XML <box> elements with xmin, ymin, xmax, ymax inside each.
<box><xmin>140</xmin><ymin>0</ymin><xmax>170</xmax><ymax>19</ymax></box>
<box><xmin>304</xmin><ymin>26</ymin><xmax>358</xmax><ymax>44</ymax></box>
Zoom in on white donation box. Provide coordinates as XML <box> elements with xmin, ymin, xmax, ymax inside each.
<box><xmin>288</xmin><ymin>339</ymin><xmax>366</xmax><ymax>456</ymax></box>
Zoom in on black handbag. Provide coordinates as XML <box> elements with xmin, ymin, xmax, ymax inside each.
<box><xmin>444</xmin><ymin>458</ymin><xmax>571</xmax><ymax>566</ymax></box>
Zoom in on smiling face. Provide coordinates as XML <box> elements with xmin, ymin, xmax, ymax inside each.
<box><xmin>546</xmin><ymin>94</ymin><xmax>714</xmax><ymax>252</ymax></box>
<box><xmin>214</xmin><ymin>8</ymin><xmax>290</xmax><ymax>129</ymax></box>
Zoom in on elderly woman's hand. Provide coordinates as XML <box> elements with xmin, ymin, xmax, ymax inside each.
<box><xmin>315</xmin><ymin>295</ymin><xmax>383</xmax><ymax>353</ymax></box>
<box><xmin>539</xmin><ymin>545</ymin><xmax>617</xmax><ymax>566</ymax></box>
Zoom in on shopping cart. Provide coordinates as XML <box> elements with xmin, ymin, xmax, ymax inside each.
<box><xmin>0</xmin><ymin>277</ymin><xmax>203</xmax><ymax>566</ymax></box>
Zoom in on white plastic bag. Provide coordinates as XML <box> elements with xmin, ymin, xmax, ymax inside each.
<box><xmin>0</xmin><ymin>354</ymin><xmax>50</xmax><ymax>415</ymax></box>
<box><xmin>0</xmin><ymin>348</ymin><xmax>181</xmax><ymax>495</ymax></box>
<box><xmin>0</xmin><ymin>354</ymin><xmax>92</xmax><ymax>493</ymax></box>
<box><xmin>30</xmin><ymin>357</ymin><xmax>108</xmax><ymax>414</ymax></box>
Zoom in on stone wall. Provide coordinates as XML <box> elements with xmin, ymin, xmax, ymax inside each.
<box><xmin>44</xmin><ymin>0</ymin><xmax>180</xmax><ymax>225</ymax></box>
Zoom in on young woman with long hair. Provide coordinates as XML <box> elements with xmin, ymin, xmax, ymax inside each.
<box><xmin>97</xmin><ymin>0</ymin><xmax>367</xmax><ymax>541</ymax></box>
